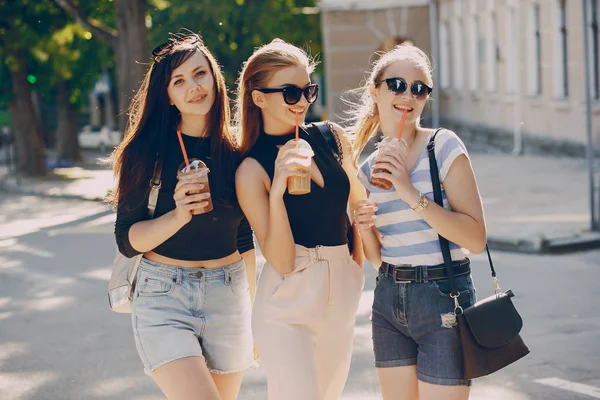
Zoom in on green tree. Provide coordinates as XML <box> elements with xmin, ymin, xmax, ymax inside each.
<box><xmin>0</xmin><ymin>0</ymin><xmax>59</xmax><ymax>176</ymax></box>
<box><xmin>54</xmin><ymin>0</ymin><xmax>150</xmax><ymax>133</ymax></box>
<box><xmin>148</xmin><ymin>0</ymin><xmax>322</xmax><ymax>85</ymax></box>
<box><xmin>34</xmin><ymin>23</ymin><xmax>112</xmax><ymax>161</ymax></box>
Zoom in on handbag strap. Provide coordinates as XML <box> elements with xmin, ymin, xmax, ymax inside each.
<box><xmin>426</xmin><ymin>129</ymin><xmax>458</xmax><ymax>298</ymax></box>
<box><xmin>426</xmin><ymin>129</ymin><xmax>497</xmax><ymax>299</ymax></box>
<box><xmin>148</xmin><ymin>155</ymin><xmax>163</xmax><ymax>218</ymax></box>
<box><xmin>310</xmin><ymin>121</ymin><xmax>342</xmax><ymax>165</ymax></box>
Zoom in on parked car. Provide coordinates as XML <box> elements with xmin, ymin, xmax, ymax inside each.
<box><xmin>78</xmin><ymin>126</ymin><xmax>122</xmax><ymax>152</ymax></box>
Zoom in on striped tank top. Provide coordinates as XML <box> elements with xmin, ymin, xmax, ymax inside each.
<box><xmin>357</xmin><ymin>129</ymin><xmax>470</xmax><ymax>266</ymax></box>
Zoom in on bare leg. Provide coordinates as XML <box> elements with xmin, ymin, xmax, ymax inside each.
<box><xmin>377</xmin><ymin>365</ymin><xmax>419</xmax><ymax>400</ymax></box>
<box><xmin>211</xmin><ymin>372</ymin><xmax>245</xmax><ymax>400</ymax></box>
<box><xmin>418</xmin><ymin>380</ymin><xmax>470</xmax><ymax>400</ymax></box>
<box><xmin>152</xmin><ymin>356</ymin><xmax>220</xmax><ymax>400</ymax></box>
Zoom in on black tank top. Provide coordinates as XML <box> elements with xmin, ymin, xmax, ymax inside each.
<box><xmin>248</xmin><ymin>124</ymin><xmax>350</xmax><ymax>248</ymax></box>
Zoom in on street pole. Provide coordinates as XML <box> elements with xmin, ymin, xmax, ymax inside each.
<box><xmin>583</xmin><ymin>0</ymin><xmax>598</xmax><ymax>231</ymax></box>
<box><xmin>429</xmin><ymin>0</ymin><xmax>440</xmax><ymax>128</ymax></box>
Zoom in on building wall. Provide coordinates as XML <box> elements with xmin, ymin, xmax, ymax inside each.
<box><xmin>437</xmin><ymin>0</ymin><xmax>600</xmax><ymax>154</ymax></box>
<box><xmin>321</xmin><ymin>6</ymin><xmax>431</xmax><ymax>123</ymax></box>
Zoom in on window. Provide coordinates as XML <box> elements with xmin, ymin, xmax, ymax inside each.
<box><xmin>468</xmin><ymin>14</ymin><xmax>479</xmax><ymax>92</ymax></box>
<box><xmin>527</xmin><ymin>3</ymin><xmax>542</xmax><ymax>96</ymax></box>
<box><xmin>452</xmin><ymin>20</ymin><xmax>464</xmax><ymax>89</ymax></box>
<box><xmin>440</xmin><ymin>22</ymin><xmax>450</xmax><ymax>89</ymax></box>
<box><xmin>505</xmin><ymin>6</ymin><xmax>517</xmax><ymax>94</ymax></box>
<box><xmin>486</xmin><ymin>11</ymin><xmax>497</xmax><ymax>92</ymax></box>
<box><xmin>589</xmin><ymin>0</ymin><xmax>600</xmax><ymax>99</ymax></box>
<box><xmin>554</xmin><ymin>0</ymin><xmax>568</xmax><ymax>98</ymax></box>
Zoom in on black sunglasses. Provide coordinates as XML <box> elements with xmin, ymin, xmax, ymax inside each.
<box><xmin>376</xmin><ymin>77</ymin><xmax>433</xmax><ymax>99</ymax></box>
<box><xmin>152</xmin><ymin>35</ymin><xmax>201</xmax><ymax>62</ymax></box>
<box><xmin>256</xmin><ymin>84</ymin><xmax>319</xmax><ymax>105</ymax></box>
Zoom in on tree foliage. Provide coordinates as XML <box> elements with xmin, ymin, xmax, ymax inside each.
<box><xmin>148</xmin><ymin>0</ymin><xmax>322</xmax><ymax>85</ymax></box>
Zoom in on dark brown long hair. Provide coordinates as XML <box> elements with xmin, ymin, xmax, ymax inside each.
<box><xmin>235</xmin><ymin>39</ymin><xmax>317</xmax><ymax>155</ymax></box>
<box><xmin>109</xmin><ymin>33</ymin><xmax>237</xmax><ymax>211</ymax></box>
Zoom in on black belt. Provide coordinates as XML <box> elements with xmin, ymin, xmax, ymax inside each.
<box><xmin>380</xmin><ymin>259</ymin><xmax>471</xmax><ymax>283</ymax></box>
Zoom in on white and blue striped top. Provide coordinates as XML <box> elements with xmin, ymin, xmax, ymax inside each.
<box><xmin>357</xmin><ymin>129</ymin><xmax>470</xmax><ymax>266</ymax></box>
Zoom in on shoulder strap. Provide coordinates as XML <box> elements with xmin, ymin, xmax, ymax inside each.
<box><xmin>427</xmin><ymin>128</ymin><xmax>458</xmax><ymax>296</ymax></box>
<box><xmin>427</xmin><ymin>128</ymin><xmax>497</xmax><ymax>296</ymax></box>
<box><xmin>311</xmin><ymin>121</ymin><xmax>342</xmax><ymax>165</ymax></box>
<box><xmin>147</xmin><ymin>156</ymin><xmax>163</xmax><ymax>218</ymax></box>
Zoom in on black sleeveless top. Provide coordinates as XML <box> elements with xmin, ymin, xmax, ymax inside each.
<box><xmin>248</xmin><ymin>124</ymin><xmax>350</xmax><ymax>248</ymax></box>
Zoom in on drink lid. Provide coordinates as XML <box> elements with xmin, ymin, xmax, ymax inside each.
<box><xmin>288</xmin><ymin>138</ymin><xmax>314</xmax><ymax>157</ymax></box>
<box><xmin>179</xmin><ymin>158</ymin><xmax>209</xmax><ymax>175</ymax></box>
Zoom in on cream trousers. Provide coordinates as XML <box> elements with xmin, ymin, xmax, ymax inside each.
<box><xmin>252</xmin><ymin>244</ymin><xmax>365</xmax><ymax>400</ymax></box>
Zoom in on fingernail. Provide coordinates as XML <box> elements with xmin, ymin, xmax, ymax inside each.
<box><xmin>373</xmin><ymin>207</ymin><xmax>379</xmax><ymax>211</ymax></box>
<box><xmin>371</xmin><ymin>215</ymin><xmax>377</xmax><ymax>219</ymax></box>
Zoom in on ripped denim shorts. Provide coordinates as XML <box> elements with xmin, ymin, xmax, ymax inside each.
<box><xmin>131</xmin><ymin>258</ymin><xmax>253</xmax><ymax>376</ymax></box>
<box><xmin>371</xmin><ymin>259</ymin><xmax>476</xmax><ymax>386</ymax></box>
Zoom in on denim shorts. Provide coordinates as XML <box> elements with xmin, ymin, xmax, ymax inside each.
<box><xmin>131</xmin><ymin>258</ymin><xmax>254</xmax><ymax>375</ymax></box>
<box><xmin>371</xmin><ymin>259</ymin><xmax>476</xmax><ymax>386</ymax></box>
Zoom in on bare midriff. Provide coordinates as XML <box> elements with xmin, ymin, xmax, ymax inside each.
<box><xmin>143</xmin><ymin>250</ymin><xmax>242</xmax><ymax>269</ymax></box>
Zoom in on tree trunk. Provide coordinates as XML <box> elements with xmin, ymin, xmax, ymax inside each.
<box><xmin>9</xmin><ymin>50</ymin><xmax>46</xmax><ymax>177</ymax></box>
<box><xmin>55</xmin><ymin>81</ymin><xmax>82</xmax><ymax>162</ymax></box>
<box><xmin>32</xmin><ymin>91</ymin><xmax>52</xmax><ymax>148</ymax></box>
<box><xmin>114</xmin><ymin>0</ymin><xmax>150</xmax><ymax>133</ymax></box>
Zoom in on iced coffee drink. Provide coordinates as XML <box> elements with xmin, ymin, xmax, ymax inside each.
<box><xmin>370</xmin><ymin>137</ymin><xmax>409</xmax><ymax>190</ymax></box>
<box><xmin>287</xmin><ymin>139</ymin><xmax>314</xmax><ymax>195</ymax></box>
<box><xmin>177</xmin><ymin>158</ymin><xmax>213</xmax><ymax>214</ymax></box>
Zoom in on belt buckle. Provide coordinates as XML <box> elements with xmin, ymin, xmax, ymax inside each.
<box><xmin>314</xmin><ymin>245</ymin><xmax>325</xmax><ymax>262</ymax></box>
<box><xmin>393</xmin><ymin>270</ymin><xmax>411</xmax><ymax>284</ymax></box>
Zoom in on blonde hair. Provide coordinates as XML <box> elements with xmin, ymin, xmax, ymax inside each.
<box><xmin>348</xmin><ymin>43</ymin><xmax>433</xmax><ymax>163</ymax></box>
<box><xmin>235</xmin><ymin>39</ymin><xmax>317</xmax><ymax>154</ymax></box>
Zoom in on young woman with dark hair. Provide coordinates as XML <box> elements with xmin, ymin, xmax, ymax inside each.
<box><xmin>110</xmin><ymin>33</ymin><xmax>255</xmax><ymax>400</ymax></box>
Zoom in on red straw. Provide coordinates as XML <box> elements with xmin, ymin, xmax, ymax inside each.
<box><xmin>176</xmin><ymin>130</ymin><xmax>190</xmax><ymax>167</ymax></box>
<box><xmin>398</xmin><ymin>109</ymin><xmax>408</xmax><ymax>140</ymax></box>
<box><xmin>295</xmin><ymin>112</ymin><xmax>299</xmax><ymax>142</ymax></box>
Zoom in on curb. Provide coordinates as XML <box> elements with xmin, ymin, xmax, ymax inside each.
<box><xmin>487</xmin><ymin>233</ymin><xmax>600</xmax><ymax>254</ymax></box>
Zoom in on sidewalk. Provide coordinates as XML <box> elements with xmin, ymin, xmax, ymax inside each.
<box><xmin>1</xmin><ymin>150</ymin><xmax>599</xmax><ymax>253</ymax></box>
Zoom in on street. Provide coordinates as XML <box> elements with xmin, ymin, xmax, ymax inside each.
<box><xmin>0</xmin><ymin>192</ymin><xmax>599</xmax><ymax>400</ymax></box>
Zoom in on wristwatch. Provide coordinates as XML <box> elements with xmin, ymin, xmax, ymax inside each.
<box><xmin>410</xmin><ymin>192</ymin><xmax>430</xmax><ymax>213</ymax></box>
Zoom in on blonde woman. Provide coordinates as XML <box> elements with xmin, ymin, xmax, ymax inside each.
<box><xmin>351</xmin><ymin>44</ymin><xmax>487</xmax><ymax>400</ymax></box>
<box><xmin>234</xmin><ymin>39</ymin><xmax>365</xmax><ymax>400</ymax></box>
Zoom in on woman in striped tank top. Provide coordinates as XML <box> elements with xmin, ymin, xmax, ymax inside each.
<box><xmin>350</xmin><ymin>44</ymin><xmax>487</xmax><ymax>399</ymax></box>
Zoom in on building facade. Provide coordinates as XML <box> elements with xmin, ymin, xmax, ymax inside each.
<box><xmin>319</xmin><ymin>0</ymin><xmax>431</xmax><ymax>122</ymax></box>
<box><xmin>436</xmin><ymin>0</ymin><xmax>599</xmax><ymax>155</ymax></box>
<box><xmin>320</xmin><ymin>0</ymin><xmax>600</xmax><ymax>156</ymax></box>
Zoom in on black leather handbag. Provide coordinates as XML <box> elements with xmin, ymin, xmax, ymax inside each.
<box><xmin>427</xmin><ymin>129</ymin><xmax>530</xmax><ymax>380</ymax></box>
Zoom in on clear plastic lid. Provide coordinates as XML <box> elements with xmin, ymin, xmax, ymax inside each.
<box><xmin>287</xmin><ymin>138</ymin><xmax>314</xmax><ymax>158</ymax></box>
<box><xmin>178</xmin><ymin>158</ymin><xmax>209</xmax><ymax>177</ymax></box>
<box><xmin>376</xmin><ymin>137</ymin><xmax>409</xmax><ymax>158</ymax></box>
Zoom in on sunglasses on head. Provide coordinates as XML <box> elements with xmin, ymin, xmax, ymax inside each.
<box><xmin>256</xmin><ymin>84</ymin><xmax>319</xmax><ymax>105</ymax></box>
<box><xmin>376</xmin><ymin>77</ymin><xmax>432</xmax><ymax>99</ymax></box>
<box><xmin>152</xmin><ymin>34</ymin><xmax>201</xmax><ymax>62</ymax></box>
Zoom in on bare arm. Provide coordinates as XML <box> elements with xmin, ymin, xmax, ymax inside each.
<box><xmin>236</xmin><ymin>148</ymin><xmax>307</xmax><ymax>276</ymax></box>
<box><xmin>127</xmin><ymin>179</ymin><xmax>210</xmax><ymax>253</ymax></box>
<box><xmin>373</xmin><ymin>153</ymin><xmax>487</xmax><ymax>254</ymax></box>
<box><xmin>353</xmin><ymin>198</ymin><xmax>383</xmax><ymax>269</ymax></box>
<box><xmin>329</xmin><ymin>122</ymin><xmax>367</xmax><ymax>266</ymax></box>
<box><xmin>416</xmin><ymin>155</ymin><xmax>487</xmax><ymax>253</ymax></box>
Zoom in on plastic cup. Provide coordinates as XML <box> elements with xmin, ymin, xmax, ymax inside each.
<box><xmin>286</xmin><ymin>138</ymin><xmax>314</xmax><ymax>195</ymax></box>
<box><xmin>177</xmin><ymin>158</ymin><xmax>213</xmax><ymax>215</ymax></box>
<box><xmin>370</xmin><ymin>137</ymin><xmax>409</xmax><ymax>190</ymax></box>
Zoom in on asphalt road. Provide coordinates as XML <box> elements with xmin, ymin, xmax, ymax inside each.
<box><xmin>0</xmin><ymin>193</ymin><xmax>598</xmax><ymax>399</ymax></box>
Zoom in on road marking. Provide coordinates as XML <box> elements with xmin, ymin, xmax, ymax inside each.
<box><xmin>534</xmin><ymin>377</ymin><xmax>600</xmax><ymax>399</ymax></box>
